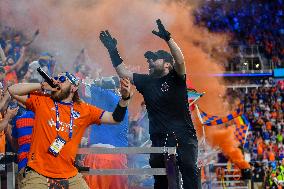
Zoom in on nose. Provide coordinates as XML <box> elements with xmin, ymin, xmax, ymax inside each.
<box><xmin>148</xmin><ymin>59</ymin><xmax>155</xmax><ymax>66</ymax></box>
<box><xmin>53</xmin><ymin>79</ymin><xmax>60</xmax><ymax>85</ymax></box>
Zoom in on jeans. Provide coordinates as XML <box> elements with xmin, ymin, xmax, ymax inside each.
<box><xmin>149</xmin><ymin>132</ymin><xmax>200</xmax><ymax>189</ymax></box>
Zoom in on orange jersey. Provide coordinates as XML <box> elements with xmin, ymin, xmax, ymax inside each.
<box><xmin>83</xmin><ymin>154</ymin><xmax>128</xmax><ymax>189</ymax></box>
<box><xmin>0</xmin><ymin>131</ymin><xmax>5</xmax><ymax>154</ymax></box>
<box><xmin>4</xmin><ymin>66</ymin><xmax>18</xmax><ymax>84</ymax></box>
<box><xmin>0</xmin><ymin>114</ymin><xmax>5</xmax><ymax>154</ymax></box>
<box><xmin>25</xmin><ymin>93</ymin><xmax>104</xmax><ymax>178</ymax></box>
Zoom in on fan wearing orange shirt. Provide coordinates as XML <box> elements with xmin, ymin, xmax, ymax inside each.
<box><xmin>8</xmin><ymin>72</ymin><xmax>131</xmax><ymax>189</ymax></box>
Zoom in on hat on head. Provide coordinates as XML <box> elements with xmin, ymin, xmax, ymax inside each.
<box><xmin>64</xmin><ymin>72</ymin><xmax>80</xmax><ymax>86</ymax></box>
<box><xmin>144</xmin><ymin>50</ymin><xmax>173</xmax><ymax>65</ymax></box>
<box><xmin>39</xmin><ymin>52</ymin><xmax>52</xmax><ymax>60</ymax></box>
<box><xmin>38</xmin><ymin>52</ymin><xmax>52</xmax><ymax>67</ymax></box>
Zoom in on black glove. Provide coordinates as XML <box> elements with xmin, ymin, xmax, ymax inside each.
<box><xmin>99</xmin><ymin>30</ymin><xmax>117</xmax><ymax>52</ymax></box>
<box><xmin>152</xmin><ymin>19</ymin><xmax>171</xmax><ymax>41</ymax></box>
<box><xmin>99</xmin><ymin>30</ymin><xmax>123</xmax><ymax>67</ymax></box>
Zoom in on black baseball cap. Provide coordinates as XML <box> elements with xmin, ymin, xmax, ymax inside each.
<box><xmin>144</xmin><ymin>50</ymin><xmax>174</xmax><ymax>65</ymax></box>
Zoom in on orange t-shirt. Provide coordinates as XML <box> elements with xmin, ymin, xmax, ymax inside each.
<box><xmin>0</xmin><ymin>131</ymin><xmax>5</xmax><ymax>154</ymax></box>
<box><xmin>257</xmin><ymin>144</ymin><xmax>263</xmax><ymax>155</ymax></box>
<box><xmin>268</xmin><ymin>151</ymin><xmax>275</xmax><ymax>161</ymax></box>
<box><xmin>25</xmin><ymin>93</ymin><xmax>104</xmax><ymax>178</ymax></box>
<box><xmin>0</xmin><ymin>114</ymin><xmax>5</xmax><ymax>154</ymax></box>
<box><xmin>266</xmin><ymin>121</ymin><xmax>272</xmax><ymax>131</ymax></box>
<box><xmin>4</xmin><ymin>66</ymin><xmax>18</xmax><ymax>84</ymax></box>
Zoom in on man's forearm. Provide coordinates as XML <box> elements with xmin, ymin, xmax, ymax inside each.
<box><xmin>167</xmin><ymin>38</ymin><xmax>185</xmax><ymax>66</ymax></box>
<box><xmin>0</xmin><ymin>45</ymin><xmax>6</xmax><ymax>63</ymax></box>
<box><xmin>15</xmin><ymin>51</ymin><xmax>26</xmax><ymax>71</ymax></box>
<box><xmin>0</xmin><ymin>116</ymin><xmax>10</xmax><ymax>132</ymax></box>
<box><xmin>8</xmin><ymin>83</ymin><xmax>41</xmax><ymax>96</ymax></box>
<box><xmin>5</xmin><ymin>124</ymin><xmax>18</xmax><ymax>151</ymax></box>
<box><xmin>0</xmin><ymin>95</ymin><xmax>10</xmax><ymax>112</ymax></box>
<box><xmin>115</xmin><ymin>64</ymin><xmax>134</xmax><ymax>82</ymax></box>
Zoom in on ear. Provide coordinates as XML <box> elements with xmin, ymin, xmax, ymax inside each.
<box><xmin>71</xmin><ymin>85</ymin><xmax>79</xmax><ymax>93</ymax></box>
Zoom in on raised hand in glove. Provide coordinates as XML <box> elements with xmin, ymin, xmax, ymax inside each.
<box><xmin>99</xmin><ymin>30</ymin><xmax>123</xmax><ymax>67</ymax></box>
<box><xmin>152</xmin><ymin>19</ymin><xmax>171</xmax><ymax>41</ymax></box>
<box><xmin>99</xmin><ymin>30</ymin><xmax>118</xmax><ymax>51</ymax></box>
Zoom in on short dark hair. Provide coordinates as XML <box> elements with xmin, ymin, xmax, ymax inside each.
<box><xmin>13</xmin><ymin>32</ymin><xmax>21</xmax><ymax>38</ymax></box>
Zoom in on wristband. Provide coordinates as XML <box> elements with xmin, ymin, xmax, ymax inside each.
<box><xmin>112</xmin><ymin>103</ymin><xmax>127</xmax><ymax>122</ymax></box>
<box><xmin>109</xmin><ymin>48</ymin><xmax>123</xmax><ymax>67</ymax></box>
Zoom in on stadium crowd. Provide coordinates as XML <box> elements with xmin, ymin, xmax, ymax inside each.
<box><xmin>225</xmin><ymin>82</ymin><xmax>284</xmax><ymax>188</ymax></box>
<box><xmin>195</xmin><ymin>0</ymin><xmax>284</xmax><ymax>69</ymax></box>
<box><xmin>0</xmin><ymin>0</ymin><xmax>283</xmax><ymax>188</ymax></box>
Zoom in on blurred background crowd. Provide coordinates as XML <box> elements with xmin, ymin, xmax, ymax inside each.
<box><xmin>0</xmin><ymin>0</ymin><xmax>283</xmax><ymax>188</ymax></box>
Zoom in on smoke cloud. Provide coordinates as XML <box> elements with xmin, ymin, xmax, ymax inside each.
<box><xmin>0</xmin><ymin>0</ymin><xmax>248</xmax><ymax>168</ymax></box>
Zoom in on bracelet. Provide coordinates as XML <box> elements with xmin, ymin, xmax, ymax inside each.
<box><xmin>121</xmin><ymin>95</ymin><xmax>131</xmax><ymax>101</ymax></box>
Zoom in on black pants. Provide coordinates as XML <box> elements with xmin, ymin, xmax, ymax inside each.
<box><xmin>149</xmin><ymin>133</ymin><xmax>200</xmax><ymax>189</ymax></box>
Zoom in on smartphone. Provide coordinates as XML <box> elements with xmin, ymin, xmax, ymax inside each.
<box><xmin>37</xmin><ymin>67</ymin><xmax>58</xmax><ymax>88</ymax></box>
<box><xmin>8</xmin><ymin>101</ymin><xmax>18</xmax><ymax>109</ymax></box>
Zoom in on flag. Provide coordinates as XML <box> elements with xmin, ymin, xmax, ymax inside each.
<box><xmin>187</xmin><ymin>89</ymin><xmax>203</xmax><ymax>111</ymax></box>
<box><xmin>199</xmin><ymin>104</ymin><xmax>243</xmax><ymax>126</ymax></box>
<box><xmin>234</xmin><ymin>115</ymin><xmax>249</xmax><ymax>145</ymax></box>
<box><xmin>196</xmin><ymin>103</ymin><xmax>250</xmax><ymax>147</ymax></box>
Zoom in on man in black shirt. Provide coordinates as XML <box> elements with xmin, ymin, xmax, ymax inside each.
<box><xmin>100</xmin><ymin>19</ymin><xmax>199</xmax><ymax>189</ymax></box>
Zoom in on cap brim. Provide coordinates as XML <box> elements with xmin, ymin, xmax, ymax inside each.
<box><xmin>144</xmin><ymin>51</ymin><xmax>158</xmax><ymax>60</ymax></box>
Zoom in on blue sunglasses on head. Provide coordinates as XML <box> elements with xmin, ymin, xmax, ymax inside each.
<box><xmin>53</xmin><ymin>75</ymin><xmax>68</xmax><ymax>83</ymax></box>
<box><xmin>54</xmin><ymin>72</ymin><xmax>80</xmax><ymax>86</ymax></box>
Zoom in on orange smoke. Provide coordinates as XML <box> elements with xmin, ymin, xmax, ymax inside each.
<box><xmin>193</xmin><ymin>115</ymin><xmax>250</xmax><ymax>169</ymax></box>
<box><xmin>206</xmin><ymin>125</ymin><xmax>250</xmax><ymax>169</ymax></box>
<box><xmin>0</xmin><ymin>0</ymin><xmax>248</xmax><ymax>167</ymax></box>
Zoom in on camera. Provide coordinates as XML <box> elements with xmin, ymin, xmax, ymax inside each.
<box><xmin>94</xmin><ymin>76</ymin><xmax>120</xmax><ymax>90</ymax></box>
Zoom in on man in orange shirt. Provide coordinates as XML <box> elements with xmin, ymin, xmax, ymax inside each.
<box><xmin>8</xmin><ymin>72</ymin><xmax>131</xmax><ymax>189</ymax></box>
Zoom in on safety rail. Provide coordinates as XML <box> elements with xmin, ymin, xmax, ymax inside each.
<box><xmin>202</xmin><ymin>163</ymin><xmax>250</xmax><ymax>189</ymax></box>
<box><xmin>78</xmin><ymin>147</ymin><xmax>180</xmax><ymax>188</ymax></box>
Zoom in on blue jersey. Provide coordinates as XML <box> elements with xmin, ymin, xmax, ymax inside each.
<box><xmin>12</xmin><ymin>110</ymin><xmax>35</xmax><ymax>171</ymax></box>
<box><xmin>88</xmin><ymin>85</ymin><xmax>128</xmax><ymax>147</ymax></box>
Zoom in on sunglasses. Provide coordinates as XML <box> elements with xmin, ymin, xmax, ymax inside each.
<box><xmin>53</xmin><ymin>75</ymin><xmax>68</xmax><ymax>83</ymax></box>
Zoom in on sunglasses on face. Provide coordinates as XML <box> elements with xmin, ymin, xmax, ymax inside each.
<box><xmin>53</xmin><ymin>75</ymin><xmax>68</xmax><ymax>83</ymax></box>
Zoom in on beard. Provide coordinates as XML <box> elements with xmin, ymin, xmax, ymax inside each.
<box><xmin>149</xmin><ymin>67</ymin><xmax>164</xmax><ymax>77</ymax></box>
<box><xmin>51</xmin><ymin>86</ymin><xmax>71</xmax><ymax>102</ymax></box>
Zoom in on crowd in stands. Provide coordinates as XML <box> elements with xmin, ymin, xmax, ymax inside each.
<box><xmin>195</xmin><ymin>0</ymin><xmax>284</xmax><ymax>69</ymax></box>
<box><xmin>0</xmin><ymin>1</ymin><xmax>284</xmax><ymax>187</ymax></box>
<box><xmin>226</xmin><ymin>81</ymin><xmax>284</xmax><ymax>188</ymax></box>
<box><xmin>0</xmin><ymin>24</ymin><xmax>152</xmax><ymax>188</ymax></box>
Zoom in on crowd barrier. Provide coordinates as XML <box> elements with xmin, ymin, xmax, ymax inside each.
<box><xmin>77</xmin><ymin>147</ymin><xmax>179</xmax><ymax>188</ymax></box>
<box><xmin>202</xmin><ymin>163</ymin><xmax>250</xmax><ymax>189</ymax></box>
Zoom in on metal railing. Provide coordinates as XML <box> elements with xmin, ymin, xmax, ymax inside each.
<box><xmin>78</xmin><ymin>147</ymin><xmax>180</xmax><ymax>188</ymax></box>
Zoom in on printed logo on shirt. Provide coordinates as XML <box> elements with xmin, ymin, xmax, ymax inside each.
<box><xmin>161</xmin><ymin>81</ymin><xmax>170</xmax><ymax>92</ymax></box>
<box><xmin>47</xmin><ymin>118</ymin><xmax>78</xmax><ymax>133</ymax></box>
<box><xmin>71</xmin><ymin>110</ymin><xmax>80</xmax><ymax>119</ymax></box>
<box><xmin>51</xmin><ymin>107</ymin><xmax>80</xmax><ymax>119</ymax></box>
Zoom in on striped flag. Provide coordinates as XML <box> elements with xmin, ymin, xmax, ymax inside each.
<box><xmin>187</xmin><ymin>89</ymin><xmax>203</xmax><ymax>111</ymax></box>
<box><xmin>234</xmin><ymin>115</ymin><xmax>250</xmax><ymax>145</ymax></box>
<box><xmin>199</xmin><ymin>104</ymin><xmax>243</xmax><ymax>126</ymax></box>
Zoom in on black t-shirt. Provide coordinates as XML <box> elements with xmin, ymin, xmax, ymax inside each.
<box><xmin>133</xmin><ymin>69</ymin><xmax>196</xmax><ymax>137</ymax></box>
